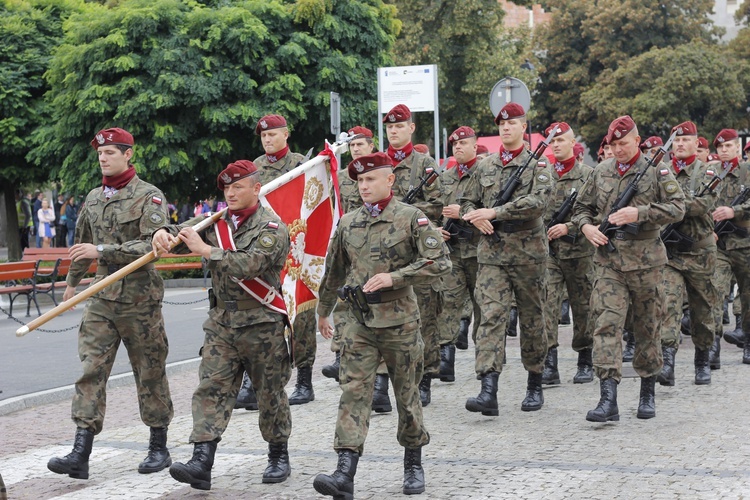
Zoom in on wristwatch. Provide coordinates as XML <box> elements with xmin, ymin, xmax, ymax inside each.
<box><xmin>96</xmin><ymin>244</ymin><xmax>104</xmax><ymax>254</ymax></box>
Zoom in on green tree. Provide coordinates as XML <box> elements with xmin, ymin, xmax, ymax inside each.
<box><xmin>30</xmin><ymin>0</ymin><xmax>398</xmax><ymax>202</ymax></box>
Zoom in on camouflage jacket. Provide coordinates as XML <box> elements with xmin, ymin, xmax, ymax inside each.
<box><xmin>439</xmin><ymin>163</ymin><xmax>481</xmax><ymax>259</ymax></box>
<box><xmin>317</xmin><ymin>200</ymin><xmax>451</xmax><ymax>328</ymax></box>
<box><xmin>458</xmin><ymin>150</ymin><xmax>552</xmax><ymax>265</ymax></box>
<box><xmin>665</xmin><ymin>158</ymin><xmax>718</xmax><ymax>255</ymax></box>
<box><xmin>166</xmin><ymin>206</ymin><xmax>290</xmax><ymax>328</ymax></box>
<box><xmin>337</xmin><ymin>167</ymin><xmax>362</xmax><ymax>214</ymax></box>
<box><xmin>572</xmin><ymin>155</ymin><xmax>686</xmax><ymax>271</ymax></box>
<box><xmin>67</xmin><ymin>174</ymin><xmax>168</xmax><ymax>303</ymax></box>
<box><xmin>391</xmin><ymin>151</ymin><xmax>443</xmax><ymax>223</ymax></box>
<box><xmin>254</xmin><ymin>151</ymin><xmax>306</xmax><ymax>186</ymax></box>
<box><xmin>544</xmin><ymin>160</ymin><xmax>595</xmax><ymax>260</ymax></box>
<box><xmin>715</xmin><ymin>161</ymin><xmax>750</xmax><ymax>251</ymax></box>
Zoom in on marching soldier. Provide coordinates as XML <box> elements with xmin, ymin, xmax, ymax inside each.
<box><xmin>572</xmin><ymin>115</ymin><xmax>685</xmax><ymax>422</ymax></box>
<box><xmin>711</xmin><ymin>129</ymin><xmax>750</xmax><ymax>366</ymax></box>
<box><xmin>459</xmin><ymin>102</ymin><xmax>552</xmax><ymax>415</ymax></box>
<box><xmin>437</xmin><ymin>126</ymin><xmax>482</xmax><ymax>379</ymax></box>
<box><xmin>154</xmin><ymin>160</ymin><xmax>293</xmax><ymax>489</ymax></box>
<box><xmin>313</xmin><ymin>152</ymin><xmax>451</xmax><ymax>498</ymax></box>
<box><xmin>48</xmin><ymin>128</ymin><xmax>174</xmax><ymax>479</ymax></box>
<box><xmin>541</xmin><ymin>122</ymin><xmax>595</xmax><ymax>386</ymax></box>
<box><xmin>657</xmin><ymin>121</ymin><xmax>719</xmax><ymax>386</ymax></box>
<box><xmin>382</xmin><ymin>104</ymin><xmax>444</xmax><ymax>406</ymax></box>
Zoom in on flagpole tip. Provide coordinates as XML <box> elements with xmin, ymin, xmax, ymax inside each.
<box><xmin>16</xmin><ymin>325</ymin><xmax>30</xmax><ymax>337</ymax></box>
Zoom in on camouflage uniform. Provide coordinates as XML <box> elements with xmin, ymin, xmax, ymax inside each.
<box><xmin>66</xmin><ymin>174</ymin><xmax>173</xmax><ymax>435</ymax></box>
<box><xmin>544</xmin><ymin>160</ymin><xmax>595</xmax><ymax>352</ymax></box>
<box><xmin>317</xmin><ymin>200</ymin><xmax>451</xmax><ymax>454</ymax></box>
<box><xmin>458</xmin><ymin>150</ymin><xmax>552</xmax><ymax>375</ymax></box>
<box><xmin>571</xmin><ymin>156</ymin><xmax>686</xmax><ymax>381</ymax></box>
<box><xmin>165</xmin><ymin>207</ymin><xmax>292</xmax><ymax>443</ymax></box>
<box><xmin>390</xmin><ymin>150</ymin><xmax>444</xmax><ymax>378</ymax></box>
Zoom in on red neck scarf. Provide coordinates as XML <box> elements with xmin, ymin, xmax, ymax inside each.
<box><xmin>457</xmin><ymin>157</ymin><xmax>478</xmax><ymax>179</ymax></box>
<box><xmin>363</xmin><ymin>192</ymin><xmax>393</xmax><ymax>217</ymax></box>
<box><xmin>499</xmin><ymin>145</ymin><xmax>525</xmax><ymax>166</ymax></box>
<box><xmin>671</xmin><ymin>155</ymin><xmax>696</xmax><ymax>175</ymax></box>
<box><xmin>266</xmin><ymin>145</ymin><xmax>289</xmax><ymax>164</ymax></box>
<box><xmin>616</xmin><ymin>152</ymin><xmax>641</xmax><ymax>176</ymax></box>
<box><xmin>102</xmin><ymin>166</ymin><xmax>136</xmax><ymax>190</ymax></box>
<box><xmin>723</xmin><ymin>157</ymin><xmax>740</xmax><ymax>173</ymax></box>
<box><xmin>553</xmin><ymin>156</ymin><xmax>576</xmax><ymax>178</ymax></box>
<box><xmin>228</xmin><ymin>202</ymin><xmax>260</xmax><ymax>229</ymax></box>
<box><xmin>387</xmin><ymin>143</ymin><xmax>414</xmax><ymax>165</ymax></box>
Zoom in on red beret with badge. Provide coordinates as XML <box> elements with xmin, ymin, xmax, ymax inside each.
<box><xmin>640</xmin><ymin>136</ymin><xmax>663</xmax><ymax>150</ymax></box>
<box><xmin>606</xmin><ymin>115</ymin><xmax>636</xmax><ymax>144</ymax></box>
<box><xmin>714</xmin><ymin>129</ymin><xmax>739</xmax><ymax>148</ymax></box>
<box><xmin>348</xmin><ymin>126</ymin><xmax>373</xmax><ymax>139</ymax></box>
<box><xmin>347</xmin><ymin>152</ymin><xmax>393</xmax><ymax>180</ymax></box>
<box><xmin>544</xmin><ymin>122</ymin><xmax>571</xmax><ymax>137</ymax></box>
<box><xmin>413</xmin><ymin>144</ymin><xmax>430</xmax><ymax>154</ymax></box>
<box><xmin>573</xmin><ymin>143</ymin><xmax>584</xmax><ymax>157</ymax></box>
<box><xmin>671</xmin><ymin>121</ymin><xmax>697</xmax><ymax>136</ymax></box>
<box><xmin>697</xmin><ymin>137</ymin><xmax>709</xmax><ymax>149</ymax></box>
<box><xmin>476</xmin><ymin>144</ymin><xmax>489</xmax><ymax>155</ymax></box>
<box><xmin>494</xmin><ymin>103</ymin><xmax>526</xmax><ymax>125</ymax></box>
<box><xmin>449</xmin><ymin>126</ymin><xmax>476</xmax><ymax>144</ymax></box>
<box><xmin>255</xmin><ymin>114</ymin><xmax>287</xmax><ymax>135</ymax></box>
<box><xmin>217</xmin><ymin>160</ymin><xmax>258</xmax><ymax>190</ymax></box>
<box><xmin>383</xmin><ymin>104</ymin><xmax>411</xmax><ymax>124</ymax></box>
<box><xmin>91</xmin><ymin>128</ymin><xmax>134</xmax><ymax>150</ymax></box>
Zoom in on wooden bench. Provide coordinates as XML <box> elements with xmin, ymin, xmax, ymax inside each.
<box><xmin>0</xmin><ymin>260</ymin><xmax>63</xmax><ymax>317</ymax></box>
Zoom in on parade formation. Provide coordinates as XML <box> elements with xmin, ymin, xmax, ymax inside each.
<box><xmin>21</xmin><ymin>99</ymin><xmax>750</xmax><ymax>498</ymax></box>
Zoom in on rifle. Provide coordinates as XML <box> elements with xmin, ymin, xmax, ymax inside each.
<box><xmin>489</xmin><ymin>126</ymin><xmax>560</xmax><ymax>242</ymax></box>
<box><xmin>547</xmin><ymin>188</ymin><xmax>578</xmax><ymax>256</ymax></box>
<box><xmin>402</xmin><ymin>167</ymin><xmax>439</xmax><ymax>204</ymax></box>
<box><xmin>443</xmin><ymin>218</ymin><xmax>474</xmax><ymax>252</ymax></box>
<box><xmin>598</xmin><ymin>130</ymin><xmax>677</xmax><ymax>252</ymax></box>
<box><xmin>661</xmin><ymin>161</ymin><xmax>732</xmax><ymax>257</ymax></box>
<box><xmin>715</xmin><ymin>185</ymin><xmax>750</xmax><ymax>251</ymax></box>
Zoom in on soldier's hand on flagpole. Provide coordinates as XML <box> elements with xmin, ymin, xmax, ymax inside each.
<box><xmin>151</xmin><ymin>229</ymin><xmax>174</xmax><ymax>256</ymax></box>
<box><xmin>62</xmin><ymin>285</ymin><xmax>78</xmax><ymax>309</ymax></box>
<box><xmin>319</xmin><ymin>316</ymin><xmax>334</xmax><ymax>339</ymax></box>
<box><xmin>363</xmin><ymin>273</ymin><xmax>393</xmax><ymax>292</ymax></box>
<box><xmin>177</xmin><ymin>227</ymin><xmax>211</xmax><ymax>258</ymax></box>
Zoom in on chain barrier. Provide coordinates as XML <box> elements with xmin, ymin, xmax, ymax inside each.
<box><xmin>162</xmin><ymin>297</ymin><xmax>208</xmax><ymax>305</ymax></box>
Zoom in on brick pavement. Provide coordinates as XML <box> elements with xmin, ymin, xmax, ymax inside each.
<box><xmin>1</xmin><ymin>323</ymin><xmax>750</xmax><ymax>499</ymax></box>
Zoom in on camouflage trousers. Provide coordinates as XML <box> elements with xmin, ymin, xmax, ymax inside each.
<box><xmin>335</xmin><ymin>314</ymin><xmax>429</xmax><ymax>454</ymax></box>
<box><xmin>590</xmin><ymin>266</ymin><xmax>665</xmax><ymax>381</ymax></box>
<box><xmin>0</xmin><ymin>472</ymin><xmax>6</xmax><ymax>500</ymax></box>
<box><xmin>416</xmin><ymin>284</ymin><xmax>443</xmax><ymax>377</ymax></box>
<box><xmin>292</xmin><ymin>307</ymin><xmax>317</xmax><ymax>368</ymax></box>
<box><xmin>474</xmin><ymin>262</ymin><xmax>547</xmax><ymax>375</ymax></box>
<box><xmin>190</xmin><ymin>318</ymin><xmax>291</xmax><ymax>444</ymax></box>
<box><xmin>72</xmin><ymin>298</ymin><xmax>173</xmax><ymax>435</ymax></box>
<box><xmin>438</xmin><ymin>255</ymin><xmax>479</xmax><ymax>345</ymax></box>
<box><xmin>544</xmin><ymin>255</ymin><xmax>594</xmax><ymax>351</ymax></box>
<box><xmin>714</xmin><ymin>248</ymin><xmax>750</xmax><ymax>333</ymax></box>
<box><xmin>661</xmin><ymin>251</ymin><xmax>718</xmax><ymax>351</ymax></box>
<box><xmin>334</xmin><ymin>301</ymin><xmax>388</xmax><ymax>375</ymax></box>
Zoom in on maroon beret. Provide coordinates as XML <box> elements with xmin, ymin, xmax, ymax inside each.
<box><xmin>671</xmin><ymin>121</ymin><xmax>697</xmax><ymax>137</ymax></box>
<box><xmin>413</xmin><ymin>144</ymin><xmax>430</xmax><ymax>154</ymax></box>
<box><xmin>476</xmin><ymin>144</ymin><xmax>489</xmax><ymax>155</ymax></box>
<box><xmin>697</xmin><ymin>137</ymin><xmax>709</xmax><ymax>149</ymax></box>
<box><xmin>383</xmin><ymin>104</ymin><xmax>411</xmax><ymax>124</ymax></box>
<box><xmin>449</xmin><ymin>126</ymin><xmax>476</xmax><ymax>144</ymax></box>
<box><xmin>348</xmin><ymin>126</ymin><xmax>373</xmax><ymax>139</ymax></box>
<box><xmin>744</xmin><ymin>142</ymin><xmax>750</xmax><ymax>152</ymax></box>
<box><xmin>255</xmin><ymin>114</ymin><xmax>287</xmax><ymax>135</ymax></box>
<box><xmin>606</xmin><ymin>116</ymin><xmax>636</xmax><ymax>144</ymax></box>
<box><xmin>640</xmin><ymin>136</ymin><xmax>663</xmax><ymax>150</ymax></box>
<box><xmin>714</xmin><ymin>129</ymin><xmax>739</xmax><ymax>148</ymax></box>
<box><xmin>217</xmin><ymin>160</ymin><xmax>258</xmax><ymax>190</ymax></box>
<box><xmin>707</xmin><ymin>153</ymin><xmax>721</xmax><ymax>162</ymax></box>
<box><xmin>91</xmin><ymin>128</ymin><xmax>134</xmax><ymax>150</ymax></box>
<box><xmin>494</xmin><ymin>103</ymin><xmax>526</xmax><ymax>125</ymax></box>
<box><xmin>573</xmin><ymin>143</ymin><xmax>584</xmax><ymax>157</ymax></box>
<box><xmin>348</xmin><ymin>152</ymin><xmax>393</xmax><ymax>180</ymax></box>
<box><xmin>544</xmin><ymin>122</ymin><xmax>571</xmax><ymax>137</ymax></box>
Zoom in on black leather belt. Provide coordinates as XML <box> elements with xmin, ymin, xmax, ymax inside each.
<box><xmin>614</xmin><ymin>229</ymin><xmax>659</xmax><ymax>241</ymax></box>
<box><xmin>215</xmin><ymin>295</ymin><xmax>262</xmax><ymax>311</ymax></box>
<box><xmin>499</xmin><ymin>217</ymin><xmax>543</xmax><ymax>234</ymax></box>
<box><xmin>364</xmin><ymin>286</ymin><xmax>414</xmax><ymax>304</ymax></box>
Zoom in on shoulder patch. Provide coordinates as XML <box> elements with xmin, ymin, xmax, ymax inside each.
<box><xmin>417</xmin><ymin>217</ymin><xmax>430</xmax><ymax>227</ymax></box>
<box><xmin>259</xmin><ymin>233</ymin><xmax>276</xmax><ymax>248</ymax></box>
<box><xmin>266</xmin><ymin>221</ymin><xmax>279</xmax><ymax>230</ymax></box>
<box><xmin>151</xmin><ymin>196</ymin><xmax>162</xmax><ymax>205</ymax></box>
<box><xmin>149</xmin><ymin>212</ymin><xmax>164</xmax><ymax>224</ymax></box>
<box><xmin>537</xmin><ymin>173</ymin><xmax>550</xmax><ymax>183</ymax></box>
<box><xmin>664</xmin><ymin>180</ymin><xmax>679</xmax><ymax>194</ymax></box>
<box><xmin>422</xmin><ymin>233</ymin><xmax>440</xmax><ymax>249</ymax></box>
<box><xmin>659</xmin><ymin>168</ymin><xmax>669</xmax><ymax>176</ymax></box>
<box><xmin>537</xmin><ymin>161</ymin><xmax>546</xmax><ymax>167</ymax></box>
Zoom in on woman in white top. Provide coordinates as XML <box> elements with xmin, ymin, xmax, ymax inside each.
<box><xmin>37</xmin><ymin>198</ymin><xmax>56</xmax><ymax>248</ymax></box>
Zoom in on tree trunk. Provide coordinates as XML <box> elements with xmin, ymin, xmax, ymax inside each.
<box><xmin>3</xmin><ymin>182</ymin><xmax>21</xmax><ymax>261</ymax></box>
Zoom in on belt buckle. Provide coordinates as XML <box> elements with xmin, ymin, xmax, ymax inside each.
<box><xmin>107</xmin><ymin>264</ymin><xmax>118</xmax><ymax>274</ymax></box>
<box><xmin>261</xmin><ymin>289</ymin><xmax>276</xmax><ymax>305</ymax></box>
<box><xmin>615</xmin><ymin>230</ymin><xmax>625</xmax><ymax>240</ymax></box>
<box><xmin>224</xmin><ymin>300</ymin><xmax>238</xmax><ymax>312</ymax></box>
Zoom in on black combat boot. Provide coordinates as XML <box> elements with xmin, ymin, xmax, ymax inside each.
<box><xmin>622</xmin><ymin>330</ymin><xmax>635</xmax><ymax>362</ymax></box>
<box><xmin>321</xmin><ymin>352</ymin><xmax>341</xmax><ymax>382</ymax></box>
<box><xmin>722</xmin><ymin>299</ymin><xmax>730</xmax><ymax>325</ymax></box>
<box><xmin>636</xmin><ymin>376</ymin><xmax>657</xmax><ymax>419</ymax></box>
<box><xmin>573</xmin><ymin>348</ymin><xmax>594</xmax><ymax>384</ymax></box>
<box><xmin>724</xmin><ymin>315</ymin><xmax>744</xmax><ymax>347</ymax></box>
<box><xmin>372</xmin><ymin>374</ymin><xmax>393</xmax><ymax>413</ymax></box>
<box><xmin>138</xmin><ymin>427</ymin><xmax>172</xmax><ymax>473</ymax></box>
<box><xmin>456</xmin><ymin>318</ymin><xmax>470</xmax><ymax>350</ymax></box>
<box><xmin>465</xmin><ymin>372</ymin><xmax>499</xmax><ymax>416</ymax></box>
<box><xmin>439</xmin><ymin>344</ymin><xmax>456</xmax><ymax>382</ymax></box>
<box><xmin>419</xmin><ymin>375</ymin><xmax>431</xmax><ymax>407</ymax></box>
<box><xmin>169</xmin><ymin>440</ymin><xmax>217</xmax><ymax>490</ymax></box>
<box><xmin>709</xmin><ymin>333</ymin><xmax>722</xmax><ymax>370</ymax></box>
<box><xmin>262</xmin><ymin>442</ymin><xmax>291</xmax><ymax>483</ymax></box>
<box><xmin>744</xmin><ymin>333</ymin><xmax>750</xmax><ymax>364</ymax></box>
<box><xmin>694</xmin><ymin>348</ymin><xmax>711</xmax><ymax>385</ymax></box>
<box><xmin>586</xmin><ymin>378</ymin><xmax>619</xmax><ymax>422</ymax></box>
<box><xmin>656</xmin><ymin>346</ymin><xmax>676</xmax><ymax>387</ymax></box>
<box><xmin>506</xmin><ymin>307</ymin><xmax>518</xmax><ymax>337</ymax></box>
<box><xmin>234</xmin><ymin>372</ymin><xmax>258</xmax><ymax>411</ymax></box>
<box><xmin>289</xmin><ymin>366</ymin><xmax>315</xmax><ymax>405</ymax></box>
<box><xmin>47</xmin><ymin>427</ymin><xmax>95</xmax><ymax>479</ymax></box>
<box><xmin>521</xmin><ymin>372</ymin><xmax>544</xmax><ymax>411</ymax></box>
<box><xmin>403</xmin><ymin>447</ymin><xmax>425</xmax><ymax>495</ymax></box>
<box><xmin>541</xmin><ymin>347</ymin><xmax>560</xmax><ymax>385</ymax></box>
<box><xmin>681</xmin><ymin>309</ymin><xmax>691</xmax><ymax>336</ymax></box>
<box><xmin>559</xmin><ymin>299</ymin><xmax>571</xmax><ymax>325</ymax></box>
<box><xmin>313</xmin><ymin>449</ymin><xmax>359</xmax><ymax>500</ymax></box>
